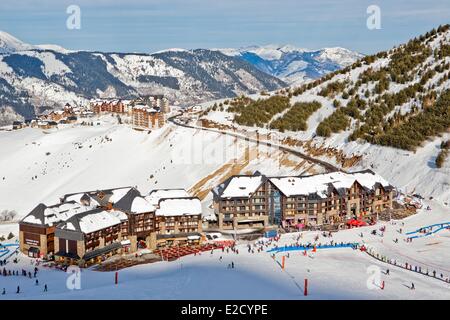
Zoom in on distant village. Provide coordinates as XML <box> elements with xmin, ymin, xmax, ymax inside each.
<box><xmin>10</xmin><ymin>95</ymin><xmax>171</xmax><ymax>131</ymax></box>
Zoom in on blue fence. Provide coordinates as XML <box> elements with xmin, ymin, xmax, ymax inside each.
<box><xmin>406</xmin><ymin>222</ymin><xmax>450</xmax><ymax>239</ymax></box>
<box><xmin>267</xmin><ymin>243</ymin><xmax>359</xmax><ymax>253</ymax></box>
<box><xmin>0</xmin><ymin>244</ymin><xmax>19</xmax><ymax>259</ymax></box>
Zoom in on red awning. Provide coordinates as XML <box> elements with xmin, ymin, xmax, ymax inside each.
<box><xmin>347</xmin><ymin>219</ymin><xmax>367</xmax><ymax>226</ymax></box>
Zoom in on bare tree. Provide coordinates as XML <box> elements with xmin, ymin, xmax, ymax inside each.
<box><xmin>8</xmin><ymin>210</ymin><xmax>17</xmax><ymax>221</ymax></box>
<box><xmin>0</xmin><ymin>210</ymin><xmax>8</xmax><ymax>221</ymax></box>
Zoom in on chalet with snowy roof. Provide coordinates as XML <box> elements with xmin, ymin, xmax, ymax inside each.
<box><xmin>54</xmin><ymin>209</ymin><xmax>127</xmax><ymax>266</ymax></box>
<box><xmin>79</xmin><ymin>110</ymin><xmax>94</xmax><ymax>118</ymax></box>
<box><xmin>63</xmin><ymin>103</ymin><xmax>75</xmax><ymax>114</ymax></box>
<box><xmin>36</xmin><ymin>120</ymin><xmax>58</xmax><ymax>129</ymax></box>
<box><xmin>19</xmin><ymin>201</ymin><xmax>96</xmax><ymax>258</ymax></box>
<box><xmin>212</xmin><ymin>170</ymin><xmax>394</xmax><ymax>230</ymax></box>
<box><xmin>39</xmin><ymin>109</ymin><xmax>72</xmax><ymax>122</ymax></box>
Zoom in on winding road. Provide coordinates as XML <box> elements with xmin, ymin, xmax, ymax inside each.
<box><xmin>168</xmin><ymin>112</ymin><xmax>343</xmax><ymax>173</ymax></box>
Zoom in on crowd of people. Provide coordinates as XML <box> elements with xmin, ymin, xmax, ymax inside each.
<box><xmin>0</xmin><ymin>249</ymin><xmax>49</xmax><ymax>296</ymax></box>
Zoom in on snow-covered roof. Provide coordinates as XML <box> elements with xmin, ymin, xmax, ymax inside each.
<box><xmin>60</xmin><ymin>209</ymin><xmax>122</xmax><ymax>234</ymax></box>
<box><xmin>113</xmin><ymin>188</ymin><xmax>156</xmax><ymax>214</ymax></box>
<box><xmin>155</xmin><ymin>198</ymin><xmax>202</xmax><ymax>217</ymax></box>
<box><xmin>270</xmin><ymin>176</ymin><xmax>328</xmax><ymax>198</ymax></box>
<box><xmin>60</xmin><ymin>186</ymin><xmax>134</xmax><ymax>206</ymax></box>
<box><xmin>21</xmin><ymin>201</ymin><xmax>95</xmax><ymax>227</ymax></box>
<box><xmin>220</xmin><ymin>175</ymin><xmax>265</xmax><ymax>198</ymax></box>
<box><xmin>145</xmin><ymin>189</ymin><xmax>190</xmax><ymax>205</ymax></box>
<box><xmin>133</xmin><ymin>104</ymin><xmax>159</xmax><ymax>113</ymax></box>
<box><xmin>106</xmin><ymin>209</ymin><xmax>129</xmax><ymax>222</ymax></box>
<box><xmin>64</xmin><ymin>193</ymin><xmax>100</xmax><ymax>207</ymax></box>
<box><xmin>269</xmin><ymin>170</ymin><xmax>392</xmax><ymax>198</ymax></box>
<box><xmin>108</xmin><ymin>187</ymin><xmax>134</xmax><ymax>203</ymax></box>
<box><xmin>131</xmin><ymin>196</ymin><xmax>156</xmax><ymax>214</ymax></box>
<box><xmin>352</xmin><ymin>171</ymin><xmax>391</xmax><ymax>189</ymax></box>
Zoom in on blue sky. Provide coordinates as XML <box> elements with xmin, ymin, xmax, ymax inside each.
<box><xmin>0</xmin><ymin>0</ymin><xmax>449</xmax><ymax>54</ymax></box>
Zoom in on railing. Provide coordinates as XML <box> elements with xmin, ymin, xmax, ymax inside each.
<box><xmin>267</xmin><ymin>242</ymin><xmax>359</xmax><ymax>253</ymax></box>
<box><xmin>364</xmin><ymin>247</ymin><xmax>450</xmax><ymax>284</ymax></box>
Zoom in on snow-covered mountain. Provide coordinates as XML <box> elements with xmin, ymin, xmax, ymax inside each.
<box><xmin>0</xmin><ymin>31</ymin><xmax>286</xmax><ymax>121</ymax></box>
<box><xmin>218</xmin><ymin>44</ymin><xmax>363</xmax><ymax>85</ymax></box>
<box><xmin>0</xmin><ymin>31</ymin><xmax>36</xmax><ymax>54</ymax></box>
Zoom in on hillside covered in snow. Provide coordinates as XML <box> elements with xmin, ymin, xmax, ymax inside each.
<box><xmin>199</xmin><ymin>25</ymin><xmax>450</xmax><ymax>204</ymax></box>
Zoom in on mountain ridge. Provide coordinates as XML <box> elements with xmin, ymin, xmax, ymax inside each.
<box><xmin>216</xmin><ymin>44</ymin><xmax>363</xmax><ymax>85</ymax></box>
<box><xmin>0</xmin><ymin>31</ymin><xmax>288</xmax><ymax>123</ymax></box>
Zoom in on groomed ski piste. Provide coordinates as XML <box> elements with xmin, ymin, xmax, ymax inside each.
<box><xmin>0</xmin><ymin>200</ymin><xmax>448</xmax><ymax>300</ymax></box>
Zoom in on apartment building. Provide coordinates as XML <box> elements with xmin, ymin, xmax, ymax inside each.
<box><xmin>131</xmin><ymin>105</ymin><xmax>165</xmax><ymax>129</ymax></box>
<box><xmin>212</xmin><ymin>170</ymin><xmax>394</xmax><ymax>230</ymax></box>
<box><xmin>212</xmin><ymin>174</ymin><xmax>270</xmax><ymax>230</ymax></box>
<box><xmin>154</xmin><ymin>197</ymin><xmax>203</xmax><ymax>248</ymax></box>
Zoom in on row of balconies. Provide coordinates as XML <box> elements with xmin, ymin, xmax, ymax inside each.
<box><xmin>223</xmin><ymin>212</ymin><xmax>266</xmax><ymax>219</ymax></box>
<box><xmin>221</xmin><ymin>206</ymin><xmax>268</xmax><ymax>213</ymax></box>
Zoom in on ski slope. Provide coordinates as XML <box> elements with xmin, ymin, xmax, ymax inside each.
<box><xmin>0</xmin><ymin>116</ymin><xmax>448</xmax><ymax>300</ymax></box>
<box><xmin>0</xmin><ymin>200</ymin><xmax>448</xmax><ymax>300</ymax></box>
